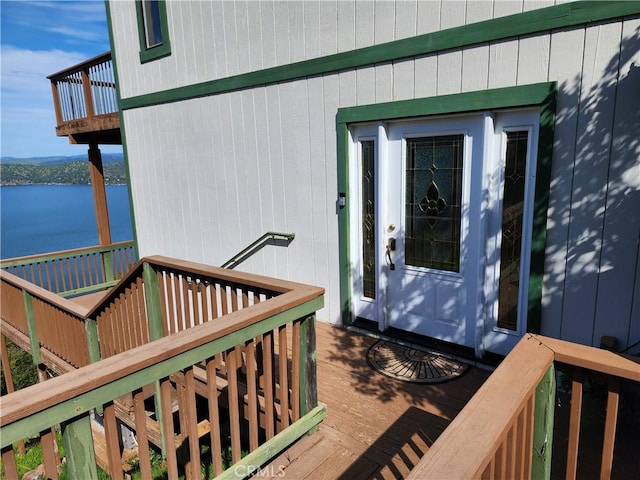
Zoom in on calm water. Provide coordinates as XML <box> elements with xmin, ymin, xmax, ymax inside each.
<box><xmin>0</xmin><ymin>185</ymin><xmax>133</xmax><ymax>259</ymax></box>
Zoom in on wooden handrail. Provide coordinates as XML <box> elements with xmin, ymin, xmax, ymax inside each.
<box><xmin>0</xmin><ymin>286</ymin><xmax>323</xmax><ymax>427</ymax></box>
<box><xmin>47</xmin><ymin>52</ymin><xmax>112</xmax><ymax>81</ymax></box>
<box><xmin>407</xmin><ymin>334</ymin><xmax>640</xmax><ymax>480</ymax></box>
<box><xmin>0</xmin><ymin>241</ymin><xmax>134</xmax><ymax>268</ymax></box>
<box><xmin>148</xmin><ymin>253</ymin><xmax>303</xmax><ymax>294</ymax></box>
<box><xmin>1</xmin><ymin>241</ymin><xmax>136</xmax><ymax>298</ymax></box>
<box><xmin>407</xmin><ymin>335</ymin><xmax>554</xmax><ymax>479</ymax></box>
<box><xmin>532</xmin><ymin>334</ymin><xmax>640</xmax><ymax>381</ymax></box>
<box><xmin>0</xmin><ymin>270</ymin><xmax>89</xmax><ymax>318</ymax></box>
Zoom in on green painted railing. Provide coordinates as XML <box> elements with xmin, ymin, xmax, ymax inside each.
<box><xmin>0</xmin><ymin>256</ymin><xmax>325</xmax><ymax>479</ymax></box>
<box><xmin>0</xmin><ymin>241</ymin><xmax>136</xmax><ymax>297</ymax></box>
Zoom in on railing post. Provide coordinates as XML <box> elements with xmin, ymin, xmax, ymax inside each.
<box><xmin>50</xmin><ymin>81</ymin><xmax>64</xmax><ymax>125</ymax></box>
<box><xmin>38</xmin><ymin>365</ymin><xmax>60</xmax><ymax>480</ymax></box>
<box><xmin>61</xmin><ymin>414</ymin><xmax>99</xmax><ymax>480</ymax></box>
<box><xmin>142</xmin><ymin>262</ymin><xmax>169</xmax><ymax>457</ymax></box>
<box><xmin>23</xmin><ymin>290</ymin><xmax>41</xmax><ymax>365</ymax></box>
<box><xmin>532</xmin><ymin>363</ymin><xmax>556</xmax><ymax>479</ymax></box>
<box><xmin>103</xmin><ymin>250</ymin><xmax>115</xmax><ymax>283</ymax></box>
<box><xmin>143</xmin><ymin>262</ymin><xmax>164</xmax><ymax>341</ymax></box>
<box><xmin>86</xmin><ymin>317</ymin><xmax>101</xmax><ymax>363</ymax></box>
<box><xmin>81</xmin><ymin>68</ymin><xmax>95</xmax><ymax>118</ymax></box>
<box><xmin>298</xmin><ymin>314</ymin><xmax>318</xmax><ymax>417</ymax></box>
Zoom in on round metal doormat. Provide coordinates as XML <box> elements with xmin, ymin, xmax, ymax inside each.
<box><xmin>367</xmin><ymin>340</ymin><xmax>469</xmax><ymax>384</ymax></box>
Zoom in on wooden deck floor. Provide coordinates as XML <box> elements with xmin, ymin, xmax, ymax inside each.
<box><xmin>266</xmin><ymin>322</ymin><xmax>492</xmax><ymax>479</ymax></box>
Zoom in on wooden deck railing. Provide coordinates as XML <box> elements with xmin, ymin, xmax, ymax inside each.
<box><xmin>0</xmin><ymin>269</ymin><xmax>94</xmax><ymax>369</ymax></box>
<box><xmin>408</xmin><ymin>334</ymin><xmax>640</xmax><ymax>480</ymax></box>
<box><xmin>1</xmin><ymin>241</ymin><xmax>136</xmax><ymax>297</ymax></box>
<box><xmin>48</xmin><ymin>51</ymin><xmax>117</xmax><ymax>124</ymax></box>
<box><xmin>0</xmin><ymin>256</ymin><xmax>325</xmax><ymax>479</ymax></box>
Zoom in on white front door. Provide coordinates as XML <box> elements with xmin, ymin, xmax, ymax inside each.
<box><xmin>384</xmin><ymin>116</ymin><xmax>486</xmax><ymax>347</ymax></box>
<box><xmin>349</xmin><ymin>110</ymin><xmax>539</xmax><ymax>356</ymax></box>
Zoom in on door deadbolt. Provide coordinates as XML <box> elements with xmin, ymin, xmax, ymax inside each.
<box><xmin>386</xmin><ymin>238</ymin><xmax>396</xmax><ymax>271</ymax></box>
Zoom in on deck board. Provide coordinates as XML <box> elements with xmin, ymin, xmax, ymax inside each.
<box><xmin>265</xmin><ymin>322</ymin><xmax>492</xmax><ymax>479</ymax></box>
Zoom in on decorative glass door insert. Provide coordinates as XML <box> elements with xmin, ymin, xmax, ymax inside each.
<box><xmin>405</xmin><ymin>135</ymin><xmax>463</xmax><ymax>272</ymax></box>
<box><xmin>361</xmin><ymin>140</ymin><xmax>376</xmax><ymax>299</ymax></box>
<box><xmin>497</xmin><ymin>130</ymin><xmax>529</xmax><ymax>330</ymax></box>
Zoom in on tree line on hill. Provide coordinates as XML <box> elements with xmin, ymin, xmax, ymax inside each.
<box><xmin>0</xmin><ymin>161</ymin><xmax>127</xmax><ymax>186</ymax></box>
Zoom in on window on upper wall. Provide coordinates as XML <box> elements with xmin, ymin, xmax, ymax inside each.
<box><xmin>136</xmin><ymin>0</ymin><xmax>171</xmax><ymax>63</ymax></box>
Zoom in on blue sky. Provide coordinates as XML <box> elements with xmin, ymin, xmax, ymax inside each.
<box><xmin>1</xmin><ymin>0</ymin><xmax>122</xmax><ymax>158</ymax></box>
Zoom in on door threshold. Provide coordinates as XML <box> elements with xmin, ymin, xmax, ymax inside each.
<box><xmin>349</xmin><ymin>318</ymin><xmax>502</xmax><ymax>370</ymax></box>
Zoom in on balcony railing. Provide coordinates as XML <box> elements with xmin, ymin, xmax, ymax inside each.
<box><xmin>47</xmin><ymin>52</ymin><xmax>120</xmax><ymax>143</ymax></box>
<box><xmin>408</xmin><ymin>334</ymin><xmax>640</xmax><ymax>479</ymax></box>
<box><xmin>1</xmin><ymin>241</ymin><xmax>136</xmax><ymax>297</ymax></box>
<box><xmin>0</xmin><ymin>255</ymin><xmax>325</xmax><ymax>479</ymax></box>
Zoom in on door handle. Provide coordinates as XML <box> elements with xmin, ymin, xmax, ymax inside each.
<box><xmin>386</xmin><ymin>238</ymin><xmax>396</xmax><ymax>271</ymax></box>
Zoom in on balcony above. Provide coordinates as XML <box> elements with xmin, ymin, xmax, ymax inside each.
<box><xmin>48</xmin><ymin>52</ymin><xmax>121</xmax><ymax>145</ymax></box>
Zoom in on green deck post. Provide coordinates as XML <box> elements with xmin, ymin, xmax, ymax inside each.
<box><xmin>85</xmin><ymin>318</ymin><xmax>101</xmax><ymax>363</ymax></box>
<box><xmin>142</xmin><ymin>262</ymin><xmax>167</xmax><ymax>455</ymax></box>
<box><xmin>142</xmin><ymin>262</ymin><xmax>164</xmax><ymax>341</ymax></box>
<box><xmin>61</xmin><ymin>414</ymin><xmax>99</xmax><ymax>479</ymax></box>
<box><xmin>102</xmin><ymin>250</ymin><xmax>115</xmax><ymax>283</ymax></box>
<box><xmin>23</xmin><ymin>290</ymin><xmax>41</xmax><ymax>365</ymax></box>
<box><xmin>532</xmin><ymin>363</ymin><xmax>556</xmax><ymax>479</ymax></box>
<box><xmin>298</xmin><ymin>314</ymin><xmax>318</xmax><ymax>417</ymax></box>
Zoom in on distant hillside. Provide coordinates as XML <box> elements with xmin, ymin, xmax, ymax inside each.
<box><xmin>0</xmin><ymin>153</ymin><xmax>124</xmax><ymax>166</ymax></box>
<box><xmin>0</xmin><ymin>161</ymin><xmax>127</xmax><ymax>186</ymax></box>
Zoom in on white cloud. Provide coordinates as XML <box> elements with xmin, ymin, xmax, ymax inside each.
<box><xmin>2</xmin><ymin>46</ymin><xmax>86</xmax><ymax>100</ymax></box>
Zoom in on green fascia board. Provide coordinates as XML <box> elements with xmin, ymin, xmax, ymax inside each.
<box><xmin>119</xmin><ymin>1</ymin><xmax>638</xmax><ymax>110</ymax></box>
<box><xmin>336</xmin><ymin>82</ymin><xmax>557</xmax><ymax>333</ymax></box>
<box><xmin>336</xmin><ymin>83</ymin><xmax>555</xmax><ymax>125</ymax></box>
<box><xmin>0</xmin><ymin>295</ymin><xmax>324</xmax><ymax>447</ymax></box>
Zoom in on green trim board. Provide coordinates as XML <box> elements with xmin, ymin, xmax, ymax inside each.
<box><xmin>118</xmin><ymin>1</ymin><xmax>638</xmax><ymax>111</ymax></box>
<box><xmin>336</xmin><ymin>82</ymin><xmax>557</xmax><ymax>338</ymax></box>
<box><xmin>135</xmin><ymin>0</ymin><xmax>172</xmax><ymax>63</ymax></box>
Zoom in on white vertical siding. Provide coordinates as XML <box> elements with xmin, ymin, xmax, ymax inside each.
<box><xmin>114</xmin><ymin>2</ymin><xmax>638</xmax><ymax>349</ymax></box>
<box><xmin>112</xmin><ymin>0</ymin><xmax>572</xmax><ymax>99</ymax></box>
<box><xmin>541</xmin><ymin>27</ymin><xmax>586</xmax><ymax>339</ymax></box>
<box><xmin>516</xmin><ymin>34</ymin><xmax>550</xmax><ymax>85</ymax></box>
<box><xmin>557</xmin><ymin>23</ymin><xmax>622</xmax><ymax>345</ymax></box>
<box><xmin>461</xmin><ymin>45</ymin><xmax>489</xmax><ymax>91</ymax></box>
<box><xmin>591</xmin><ymin>18</ymin><xmax>640</xmax><ymax>350</ymax></box>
